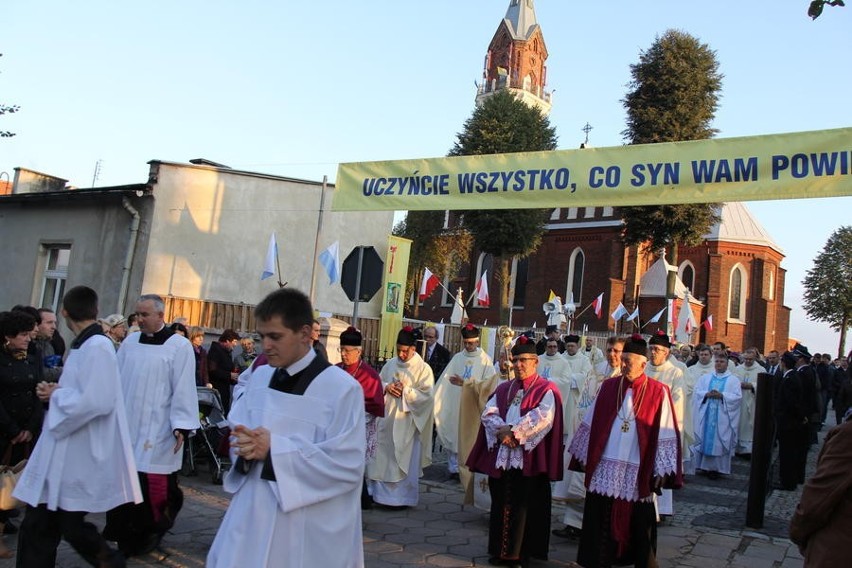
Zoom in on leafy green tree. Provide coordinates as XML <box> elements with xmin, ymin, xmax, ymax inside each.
<box><xmin>1</xmin><ymin>54</ymin><xmax>19</xmax><ymax>138</ymax></box>
<box><xmin>802</xmin><ymin>226</ymin><xmax>852</xmax><ymax>357</ymax></box>
<box><xmin>619</xmin><ymin>30</ymin><xmax>722</xmax><ymax>293</ymax></box>
<box><xmin>808</xmin><ymin>0</ymin><xmax>845</xmax><ymax>19</ymax></box>
<box><xmin>449</xmin><ymin>90</ymin><xmax>557</xmax><ymax>324</ymax></box>
<box><xmin>393</xmin><ymin>210</ymin><xmax>473</xmax><ymax>318</ymax></box>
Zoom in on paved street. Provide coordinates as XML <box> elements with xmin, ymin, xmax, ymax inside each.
<box><xmin>0</xmin><ymin>421</ymin><xmax>829</xmax><ymax>567</ymax></box>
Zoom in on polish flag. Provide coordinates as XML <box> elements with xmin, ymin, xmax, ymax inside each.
<box><xmin>476</xmin><ymin>270</ymin><xmax>490</xmax><ymax>307</ymax></box>
<box><xmin>702</xmin><ymin>315</ymin><xmax>714</xmax><ymax>331</ymax></box>
<box><xmin>419</xmin><ymin>267</ymin><xmax>440</xmax><ymax>301</ymax></box>
<box><xmin>592</xmin><ymin>293</ymin><xmax>604</xmax><ymax>319</ymax></box>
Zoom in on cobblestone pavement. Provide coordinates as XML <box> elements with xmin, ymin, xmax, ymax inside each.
<box><xmin>0</xmin><ymin>417</ymin><xmax>832</xmax><ymax>567</ymax></box>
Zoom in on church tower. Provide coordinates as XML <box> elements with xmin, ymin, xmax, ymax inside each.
<box><xmin>476</xmin><ymin>0</ymin><xmax>552</xmax><ymax>115</ymax></box>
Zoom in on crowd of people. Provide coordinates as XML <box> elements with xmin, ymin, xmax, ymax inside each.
<box><xmin>2</xmin><ymin>290</ymin><xmax>851</xmax><ymax>567</ymax></box>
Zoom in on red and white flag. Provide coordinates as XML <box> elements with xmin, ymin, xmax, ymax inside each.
<box><xmin>592</xmin><ymin>293</ymin><xmax>604</xmax><ymax>319</ymax></box>
<box><xmin>419</xmin><ymin>267</ymin><xmax>440</xmax><ymax>301</ymax></box>
<box><xmin>702</xmin><ymin>315</ymin><xmax>713</xmax><ymax>331</ymax></box>
<box><xmin>475</xmin><ymin>270</ymin><xmax>490</xmax><ymax>307</ymax></box>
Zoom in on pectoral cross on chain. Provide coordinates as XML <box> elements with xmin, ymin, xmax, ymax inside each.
<box><xmin>143</xmin><ymin>440</ymin><xmax>153</xmax><ymax>451</ymax></box>
<box><xmin>621</xmin><ymin>420</ymin><xmax>630</xmax><ymax>433</ymax></box>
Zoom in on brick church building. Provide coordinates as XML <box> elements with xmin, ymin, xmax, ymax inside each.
<box><xmin>419</xmin><ymin>0</ymin><xmax>791</xmax><ymax>354</ymax></box>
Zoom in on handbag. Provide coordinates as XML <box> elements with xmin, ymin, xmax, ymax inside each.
<box><xmin>0</xmin><ymin>446</ymin><xmax>28</xmax><ymax>510</ymax></box>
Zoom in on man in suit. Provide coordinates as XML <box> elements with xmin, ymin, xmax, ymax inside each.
<box><xmin>423</xmin><ymin>325</ymin><xmax>451</xmax><ymax>383</ymax></box>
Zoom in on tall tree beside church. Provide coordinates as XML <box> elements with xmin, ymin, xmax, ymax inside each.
<box><xmin>1</xmin><ymin>54</ymin><xmax>19</xmax><ymax>138</ymax></box>
<box><xmin>802</xmin><ymin>226</ymin><xmax>852</xmax><ymax>357</ymax></box>
<box><xmin>448</xmin><ymin>90</ymin><xmax>557</xmax><ymax>324</ymax></box>
<box><xmin>393</xmin><ymin>210</ymin><xmax>473</xmax><ymax>318</ymax></box>
<box><xmin>620</xmin><ymin>30</ymin><xmax>722</xmax><ymax>292</ymax></box>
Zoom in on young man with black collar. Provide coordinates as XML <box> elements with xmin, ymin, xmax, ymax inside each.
<box><xmin>15</xmin><ymin>286</ymin><xmax>141</xmax><ymax>567</ymax></box>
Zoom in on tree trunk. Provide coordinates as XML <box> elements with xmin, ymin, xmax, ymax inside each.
<box><xmin>497</xmin><ymin>255</ymin><xmax>512</xmax><ymax>325</ymax></box>
<box><xmin>838</xmin><ymin>311</ymin><xmax>849</xmax><ymax>359</ymax></box>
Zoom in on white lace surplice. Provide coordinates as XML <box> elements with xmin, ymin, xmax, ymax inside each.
<box><xmin>568</xmin><ymin>388</ymin><xmax>679</xmax><ymax>502</ymax></box>
<box><xmin>481</xmin><ymin>389</ymin><xmax>555</xmax><ymax>471</ymax></box>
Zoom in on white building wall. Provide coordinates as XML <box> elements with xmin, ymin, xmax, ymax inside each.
<box><xmin>141</xmin><ymin>161</ymin><xmax>393</xmax><ymax>317</ymax></box>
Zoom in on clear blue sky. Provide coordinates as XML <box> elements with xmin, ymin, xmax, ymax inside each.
<box><xmin>3</xmin><ymin>1</ymin><xmax>851</xmax><ymax>354</ymax></box>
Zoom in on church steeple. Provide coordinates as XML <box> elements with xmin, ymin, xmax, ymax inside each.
<box><xmin>476</xmin><ymin>0</ymin><xmax>552</xmax><ymax>115</ymax></box>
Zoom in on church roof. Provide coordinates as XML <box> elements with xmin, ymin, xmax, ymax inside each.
<box><xmin>504</xmin><ymin>0</ymin><xmax>539</xmax><ymax>40</ymax></box>
<box><xmin>703</xmin><ymin>202</ymin><xmax>783</xmax><ymax>255</ymax></box>
<box><xmin>639</xmin><ymin>256</ymin><xmax>689</xmax><ymax>298</ymax></box>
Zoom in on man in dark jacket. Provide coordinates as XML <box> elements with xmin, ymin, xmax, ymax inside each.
<box><xmin>208</xmin><ymin>329</ymin><xmax>240</xmax><ymax>414</ymax></box>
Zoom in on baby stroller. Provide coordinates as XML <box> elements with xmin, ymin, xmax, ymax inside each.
<box><xmin>183</xmin><ymin>386</ymin><xmax>232</xmax><ymax>484</ymax></box>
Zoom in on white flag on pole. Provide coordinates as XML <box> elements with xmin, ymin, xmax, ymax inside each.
<box><xmin>318</xmin><ymin>240</ymin><xmax>341</xmax><ymax>285</ymax></box>
<box><xmin>261</xmin><ymin>233</ymin><xmax>277</xmax><ymax>281</ymax></box>
<box><xmin>610</xmin><ymin>302</ymin><xmax>629</xmax><ymax>321</ymax></box>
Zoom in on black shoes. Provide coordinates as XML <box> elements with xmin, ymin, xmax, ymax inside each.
<box><xmin>552</xmin><ymin>526</ymin><xmax>582</xmax><ymax>539</ymax></box>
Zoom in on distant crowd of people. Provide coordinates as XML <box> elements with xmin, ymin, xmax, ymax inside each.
<box><xmin>3</xmin><ymin>292</ymin><xmax>851</xmax><ymax>567</ymax></box>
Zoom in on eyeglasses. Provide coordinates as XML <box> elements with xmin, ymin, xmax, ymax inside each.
<box><xmin>513</xmin><ymin>357</ymin><xmax>537</xmax><ymax>363</ymax></box>
<box><xmin>338</xmin><ymin>347</ymin><xmax>361</xmax><ymax>354</ymax></box>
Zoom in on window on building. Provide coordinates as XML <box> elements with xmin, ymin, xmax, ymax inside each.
<box><xmin>511</xmin><ymin>256</ymin><xmax>529</xmax><ymax>308</ymax></box>
<box><xmin>602</xmin><ymin>206</ymin><xmax>614</xmax><ymax>217</ymax></box>
<box><xmin>583</xmin><ymin>207</ymin><xmax>595</xmax><ymax>219</ymax></box>
<box><xmin>767</xmin><ymin>266</ymin><xmax>775</xmax><ymax>301</ymax></box>
<box><xmin>566</xmin><ymin>248</ymin><xmax>584</xmax><ymax>305</ymax></box>
<box><xmin>728</xmin><ymin>264</ymin><xmax>747</xmax><ymax>321</ymax></box>
<box><xmin>679</xmin><ymin>261</ymin><xmax>695</xmax><ymax>293</ymax></box>
<box><xmin>566</xmin><ymin>208</ymin><xmax>578</xmax><ymax>220</ymax></box>
<box><xmin>39</xmin><ymin>245</ymin><xmax>71</xmax><ymax>313</ymax></box>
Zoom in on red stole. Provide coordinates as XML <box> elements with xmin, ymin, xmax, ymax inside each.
<box><xmin>466</xmin><ymin>374</ymin><xmax>564</xmax><ymax>480</ymax></box>
<box><xmin>338</xmin><ymin>361</ymin><xmax>385</xmax><ymax>417</ymax></box>
<box><xmin>579</xmin><ymin>374</ymin><xmax>683</xmax><ymax>555</ymax></box>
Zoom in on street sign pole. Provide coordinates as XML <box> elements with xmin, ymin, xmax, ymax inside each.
<box><xmin>352</xmin><ymin>246</ymin><xmax>365</xmax><ymax>329</ymax></box>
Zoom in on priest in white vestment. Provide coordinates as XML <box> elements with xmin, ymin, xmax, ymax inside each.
<box><xmin>732</xmin><ymin>348</ymin><xmax>764</xmax><ymax>456</ymax></box>
<box><xmin>551</xmin><ymin>334</ymin><xmax>594</xmax><ymax>527</ymax></box>
<box><xmin>434</xmin><ymin>323</ymin><xmax>499</xmax><ymax>504</ymax></box>
<box><xmin>583</xmin><ymin>337</ymin><xmax>605</xmax><ymax>367</ymax></box>
<box><xmin>14</xmin><ymin>286</ymin><xmax>142</xmax><ymax>567</ymax></box>
<box><xmin>684</xmin><ymin>345</ymin><xmax>714</xmax><ymax>473</ymax></box>
<box><xmin>208</xmin><ymin>288</ymin><xmax>365</xmax><ymax>568</ymax></box>
<box><xmin>646</xmin><ymin>332</ymin><xmax>687</xmax><ymax>516</ymax></box>
<box><xmin>692</xmin><ymin>353</ymin><xmax>742</xmax><ymax>478</ymax></box>
<box><xmin>104</xmin><ymin>294</ymin><xmax>199</xmax><ymax>556</ymax></box>
<box><xmin>367</xmin><ymin>326</ymin><xmax>434</xmax><ymax>507</ymax></box>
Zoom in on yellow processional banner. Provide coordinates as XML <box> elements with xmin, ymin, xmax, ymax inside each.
<box><xmin>333</xmin><ymin>127</ymin><xmax>852</xmax><ymax>211</ymax></box>
<box><xmin>379</xmin><ymin>235</ymin><xmax>412</xmax><ymax>358</ymax></box>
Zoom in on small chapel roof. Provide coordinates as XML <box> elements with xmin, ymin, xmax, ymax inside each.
<box><xmin>639</xmin><ymin>256</ymin><xmax>689</xmax><ymax>298</ymax></box>
<box><xmin>504</xmin><ymin>0</ymin><xmax>539</xmax><ymax>40</ymax></box>
<box><xmin>703</xmin><ymin>202</ymin><xmax>783</xmax><ymax>255</ymax></box>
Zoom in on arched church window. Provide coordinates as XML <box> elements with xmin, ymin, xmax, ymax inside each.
<box><xmin>728</xmin><ymin>264</ymin><xmax>747</xmax><ymax>321</ymax></box>
<box><xmin>475</xmin><ymin>253</ymin><xmax>494</xmax><ymax>308</ymax></box>
<box><xmin>679</xmin><ymin>261</ymin><xmax>695</xmax><ymax>293</ymax></box>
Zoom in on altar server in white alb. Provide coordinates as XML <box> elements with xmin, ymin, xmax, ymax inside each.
<box><xmin>104</xmin><ymin>294</ymin><xmax>199</xmax><ymax>557</ymax></box>
<box><xmin>434</xmin><ymin>323</ymin><xmax>498</xmax><ymax>504</ymax></box>
<box><xmin>14</xmin><ymin>286</ymin><xmax>141</xmax><ymax>568</ymax></box>
<box><xmin>368</xmin><ymin>326</ymin><xmax>435</xmax><ymax>507</ymax></box>
<box><xmin>208</xmin><ymin>288</ymin><xmax>366</xmax><ymax>568</ymax></box>
<box><xmin>692</xmin><ymin>352</ymin><xmax>742</xmax><ymax>479</ymax></box>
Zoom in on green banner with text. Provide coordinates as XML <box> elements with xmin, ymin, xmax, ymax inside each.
<box><xmin>332</xmin><ymin>127</ymin><xmax>852</xmax><ymax>211</ymax></box>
